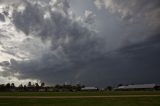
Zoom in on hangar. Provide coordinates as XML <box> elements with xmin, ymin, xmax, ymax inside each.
<box><xmin>115</xmin><ymin>84</ymin><xmax>160</xmax><ymax>91</ymax></box>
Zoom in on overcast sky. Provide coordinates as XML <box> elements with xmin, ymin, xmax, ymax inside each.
<box><xmin>0</xmin><ymin>0</ymin><xmax>160</xmax><ymax>87</ymax></box>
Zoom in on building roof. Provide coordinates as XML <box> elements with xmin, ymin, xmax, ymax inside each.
<box><xmin>117</xmin><ymin>84</ymin><xmax>156</xmax><ymax>89</ymax></box>
<box><xmin>81</xmin><ymin>87</ymin><xmax>98</xmax><ymax>90</ymax></box>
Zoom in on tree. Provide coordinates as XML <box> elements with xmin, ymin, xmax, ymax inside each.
<box><xmin>75</xmin><ymin>84</ymin><xmax>82</xmax><ymax>91</ymax></box>
<box><xmin>24</xmin><ymin>85</ymin><xmax>27</xmax><ymax>91</ymax></box>
<box><xmin>106</xmin><ymin>86</ymin><xmax>113</xmax><ymax>91</ymax></box>
<box><xmin>6</xmin><ymin>83</ymin><xmax>11</xmax><ymax>89</ymax></box>
<box><xmin>35</xmin><ymin>83</ymin><xmax>40</xmax><ymax>91</ymax></box>
<box><xmin>11</xmin><ymin>83</ymin><xmax>15</xmax><ymax>88</ymax></box>
<box><xmin>35</xmin><ymin>83</ymin><xmax>39</xmax><ymax>87</ymax></box>
<box><xmin>19</xmin><ymin>84</ymin><xmax>23</xmax><ymax>88</ymax></box>
<box><xmin>18</xmin><ymin>84</ymin><xmax>24</xmax><ymax>91</ymax></box>
<box><xmin>41</xmin><ymin>82</ymin><xmax>45</xmax><ymax>87</ymax></box>
<box><xmin>117</xmin><ymin>84</ymin><xmax>123</xmax><ymax>87</ymax></box>
<box><xmin>28</xmin><ymin>82</ymin><xmax>32</xmax><ymax>87</ymax></box>
<box><xmin>0</xmin><ymin>84</ymin><xmax>5</xmax><ymax>91</ymax></box>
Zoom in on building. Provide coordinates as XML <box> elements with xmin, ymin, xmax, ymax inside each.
<box><xmin>81</xmin><ymin>87</ymin><xmax>98</xmax><ymax>91</ymax></box>
<box><xmin>39</xmin><ymin>88</ymin><xmax>46</xmax><ymax>92</ymax></box>
<box><xmin>115</xmin><ymin>84</ymin><xmax>160</xmax><ymax>91</ymax></box>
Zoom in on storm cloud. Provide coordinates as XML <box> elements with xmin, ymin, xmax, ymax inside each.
<box><xmin>0</xmin><ymin>0</ymin><xmax>160</xmax><ymax>87</ymax></box>
<box><xmin>0</xmin><ymin>0</ymin><xmax>104</xmax><ymax>85</ymax></box>
<box><xmin>94</xmin><ymin>0</ymin><xmax>160</xmax><ymax>30</ymax></box>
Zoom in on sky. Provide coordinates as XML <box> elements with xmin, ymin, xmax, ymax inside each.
<box><xmin>0</xmin><ymin>0</ymin><xmax>160</xmax><ymax>87</ymax></box>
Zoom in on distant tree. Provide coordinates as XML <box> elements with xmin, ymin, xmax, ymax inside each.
<box><xmin>11</xmin><ymin>83</ymin><xmax>15</xmax><ymax>88</ymax></box>
<box><xmin>75</xmin><ymin>84</ymin><xmax>82</xmax><ymax>91</ymax></box>
<box><xmin>106</xmin><ymin>86</ymin><xmax>113</xmax><ymax>91</ymax></box>
<box><xmin>6</xmin><ymin>83</ymin><xmax>11</xmax><ymax>89</ymax></box>
<box><xmin>41</xmin><ymin>82</ymin><xmax>45</xmax><ymax>87</ymax></box>
<box><xmin>24</xmin><ymin>85</ymin><xmax>27</xmax><ymax>91</ymax></box>
<box><xmin>19</xmin><ymin>84</ymin><xmax>23</xmax><ymax>88</ymax></box>
<box><xmin>55</xmin><ymin>84</ymin><xmax>61</xmax><ymax>90</ymax></box>
<box><xmin>28</xmin><ymin>82</ymin><xmax>32</xmax><ymax>87</ymax></box>
<box><xmin>18</xmin><ymin>84</ymin><xmax>24</xmax><ymax>91</ymax></box>
<box><xmin>35</xmin><ymin>83</ymin><xmax>39</xmax><ymax>87</ymax></box>
<box><xmin>34</xmin><ymin>83</ymin><xmax>40</xmax><ymax>91</ymax></box>
<box><xmin>0</xmin><ymin>84</ymin><xmax>5</xmax><ymax>91</ymax></box>
<box><xmin>117</xmin><ymin>84</ymin><xmax>123</xmax><ymax>87</ymax></box>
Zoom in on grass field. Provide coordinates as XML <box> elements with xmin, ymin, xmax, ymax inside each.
<box><xmin>0</xmin><ymin>91</ymin><xmax>160</xmax><ymax>106</ymax></box>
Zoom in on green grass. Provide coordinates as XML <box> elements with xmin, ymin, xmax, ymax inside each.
<box><xmin>0</xmin><ymin>97</ymin><xmax>160</xmax><ymax>106</ymax></box>
<box><xmin>0</xmin><ymin>91</ymin><xmax>160</xmax><ymax>106</ymax></box>
<box><xmin>0</xmin><ymin>91</ymin><xmax>160</xmax><ymax>96</ymax></box>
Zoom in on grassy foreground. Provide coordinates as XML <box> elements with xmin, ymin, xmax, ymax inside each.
<box><xmin>0</xmin><ymin>91</ymin><xmax>160</xmax><ymax>96</ymax></box>
<box><xmin>0</xmin><ymin>91</ymin><xmax>160</xmax><ymax>106</ymax></box>
<box><xmin>0</xmin><ymin>97</ymin><xmax>160</xmax><ymax>106</ymax></box>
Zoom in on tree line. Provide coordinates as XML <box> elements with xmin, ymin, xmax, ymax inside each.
<box><xmin>0</xmin><ymin>82</ymin><xmax>85</xmax><ymax>92</ymax></box>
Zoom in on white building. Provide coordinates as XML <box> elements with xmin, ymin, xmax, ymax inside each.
<box><xmin>115</xmin><ymin>84</ymin><xmax>158</xmax><ymax>90</ymax></box>
<box><xmin>81</xmin><ymin>87</ymin><xmax>98</xmax><ymax>91</ymax></box>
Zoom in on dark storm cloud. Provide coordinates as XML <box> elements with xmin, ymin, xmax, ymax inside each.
<box><xmin>0</xmin><ymin>0</ymin><xmax>105</xmax><ymax>85</ymax></box>
<box><xmin>83</xmin><ymin>10</ymin><xmax>96</xmax><ymax>25</ymax></box>
<box><xmin>94</xmin><ymin>0</ymin><xmax>160</xmax><ymax>29</ymax></box>
<box><xmin>0</xmin><ymin>13</ymin><xmax>5</xmax><ymax>22</ymax></box>
<box><xmin>11</xmin><ymin>0</ymin><xmax>102</xmax><ymax>59</ymax></box>
<box><xmin>2</xmin><ymin>34</ymin><xmax>160</xmax><ymax>87</ymax></box>
<box><xmin>93</xmin><ymin>0</ymin><xmax>160</xmax><ymax>56</ymax></box>
<box><xmin>74</xmin><ymin>35</ymin><xmax>160</xmax><ymax>86</ymax></box>
<box><xmin>0</xmin><ymin>0</ymin><xmax>160</xmax><ymax>87</ymax></box>
<box><xmin>0</xmin><ymin>0</ymin><xmax>20</xmax><ymax>3</ymax></box>
<box><xmin>0</xmin><ymin>61</ymin><xmax>10</xmax><ymax>67</ymax></box>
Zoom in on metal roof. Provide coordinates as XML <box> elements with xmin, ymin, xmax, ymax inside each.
<box><xmin>81</xmin><ymin>87</ymin><xmax>98</xmax><ymax>90</ymax></box>
<box><xmin>117</xmin><ymin>84</ymin><xmax>156</xmax><ymax>89</ymax></box>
